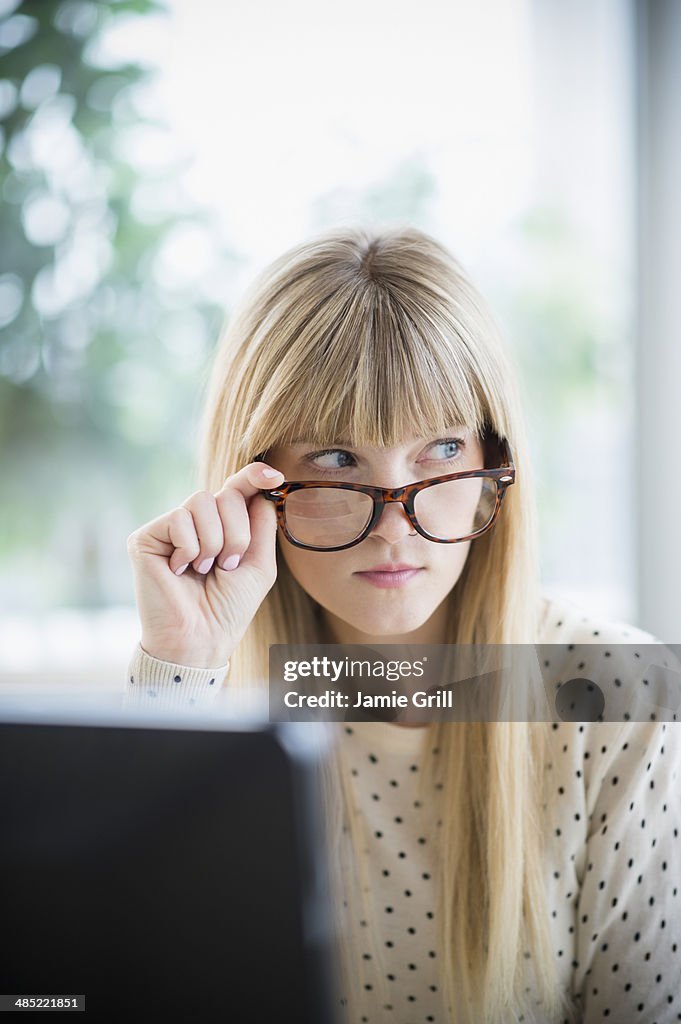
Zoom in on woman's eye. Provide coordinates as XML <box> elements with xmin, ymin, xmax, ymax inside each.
<box><xmin>304</xmin><ymin>449</ymin><xmax>355</xmax><ymax>471</ymax></box>
<box><xmin>303</xmin><ymin>437</ymin><xmax>466</xmax><ymax>472</ymax></box>
<box><xmin>426</xmin><ymin>437</ymin><xmax>466</xmax><ymax>461</ymax></box>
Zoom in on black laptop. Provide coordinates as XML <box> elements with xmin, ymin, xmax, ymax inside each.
<box><xmin>0</xmin><ymin>692</ymin><xmax>341</xmax><ymax>1023</ymax></box>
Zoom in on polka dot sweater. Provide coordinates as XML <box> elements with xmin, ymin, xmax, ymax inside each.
<box><xmin>125</xmin><ymin>592</ymin><xmax>681</xmax><ymax>1022</ymax></box>
<box><xmin>123</xmin><ymin>642</ymin><xmax>230</xmax><ymax>708</ymax></box>
<box><xmin>333</xmin><ymin>597</ymin><xmax>681</xmax><ymax>1024</ymax></box>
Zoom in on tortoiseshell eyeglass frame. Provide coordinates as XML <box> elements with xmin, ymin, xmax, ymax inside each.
<box><xmin>254</xmin><ymin>434</ymin><xmax>516</xmax><ymax>553</ymax></box>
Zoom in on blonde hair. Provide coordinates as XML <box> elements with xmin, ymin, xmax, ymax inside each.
<box><xmin>196</xmin><ymin>225</ymin><xmax>579</xmax><ymax>1023</ymax></box>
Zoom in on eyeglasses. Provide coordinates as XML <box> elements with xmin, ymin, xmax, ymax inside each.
<box><xmin>256</xmin><ymin>437</ymin><xmax>516</xmax><ymax>552</ymax></box>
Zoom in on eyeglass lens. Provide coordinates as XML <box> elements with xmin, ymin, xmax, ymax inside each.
<box><xmin>282</xmin><ymin>477</ymin><xmax>498</xmax><ymax>548</ymax></box>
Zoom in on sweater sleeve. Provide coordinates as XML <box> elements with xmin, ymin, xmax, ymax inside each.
<box><xmin>571</xmin><ymin>719</ymin><xmax>681</xmax><ymax>1021</ymax></box>
<box><xmin>537</xmin><ymin>602</ymin><xmax>681</xmax><ymax>723</ymax></box>
<box><xmin>123</xmin><ymin>642</ymin><xmax>231</xmax><ymax>709</ymax></box>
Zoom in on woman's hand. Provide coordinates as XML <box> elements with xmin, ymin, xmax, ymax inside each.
<box><xmin>126</xmin><ymin>461</ymin><xmax>285</xmax><ymax>668</ymax></box>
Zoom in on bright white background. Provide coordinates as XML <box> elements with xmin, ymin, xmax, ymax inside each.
<box><xmin>2</xmin><ymin>0</ymin><xmax>678</xmax><ymax>684</ymax></box>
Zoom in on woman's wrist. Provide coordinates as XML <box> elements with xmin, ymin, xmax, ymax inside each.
<box><xmin>139</xmin><ymin>639</ymin><xmax>232</xmax><ymax>670</ymax></box>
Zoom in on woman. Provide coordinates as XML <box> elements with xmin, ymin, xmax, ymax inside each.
<box><xmin>125</xmin><ymin>225</ymin><xmax>681</xmax><ymax>1023</ymax></box>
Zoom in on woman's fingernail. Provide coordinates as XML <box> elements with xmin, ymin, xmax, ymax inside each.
<box><xmin>197</xmin><ymin>557</ymin><xmax>214</xmax><ymax>574</ymax></box>
<box><xmin>262</xmin><ymin>468</ymin><xmax>282</xmax><ymax>478</ymax></box>
<box><xmin>175</xmin><ymin>563</ymin><xmax>189</xmax><ymax>576</ymax></box>
<box><xmin>221</xmin><ymin>554</ymin><xmax>240</xmax><ymax>571</ymax></box>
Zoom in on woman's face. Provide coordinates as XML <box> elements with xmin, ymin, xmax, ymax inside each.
<box><xmin>264</xmin><ymin>426</ymin><xmax>486</xmax><ymax>643</ymax></box>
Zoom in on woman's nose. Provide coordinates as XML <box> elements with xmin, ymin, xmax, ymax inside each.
<box><xmin>368</xmin><ymin>501</ymin><xmax>415</xmax><ymax>542</ymax></box>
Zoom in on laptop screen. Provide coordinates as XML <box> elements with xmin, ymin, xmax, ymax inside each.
<box><xmin>0</xmin><ymin>697</ymin><xmax>342</xmax><ymax>1022</ymax></box>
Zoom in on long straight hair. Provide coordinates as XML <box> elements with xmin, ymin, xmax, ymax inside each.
<box><xmin>196</xmin><ymin>225</ymin><xmax>579</xmax><ymax>1023</ymax></box>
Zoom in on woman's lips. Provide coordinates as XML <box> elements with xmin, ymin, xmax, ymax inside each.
<box><xmin>354</xmin><ymin>568</ymin><xmax>424</xmax><ymax>588</ymax></box>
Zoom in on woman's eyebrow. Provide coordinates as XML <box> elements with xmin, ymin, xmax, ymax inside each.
<box><xmin>286</xmin><ymin>428</ymin><xmax>470</xmax><ymax>448</ymax></box>
<box><xmin>286</xmin><ymin>438</ymin><xmax>353</xmax><ymax>446</ymax></box>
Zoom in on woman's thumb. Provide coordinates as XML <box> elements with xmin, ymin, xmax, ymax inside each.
<box><xmin>237</xmin><ymin>491</ymin><xmax>280</xmax><ymax>576</ymax></box>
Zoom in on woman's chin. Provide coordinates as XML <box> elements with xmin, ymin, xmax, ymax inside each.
<box><xmin>332</xmin><ymin>608</ymin><xmax>434</xmax><ymax>640</ymax></box>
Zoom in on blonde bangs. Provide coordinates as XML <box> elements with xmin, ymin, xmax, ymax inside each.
<box><xmin>239</xmin><ymin>276</ymin><xmax>495</xmax><ymax>464</ymax></box>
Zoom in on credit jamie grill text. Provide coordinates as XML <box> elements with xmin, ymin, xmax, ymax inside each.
<box><xmin>267</xmin><ymin>643</ymin><xmax>681</xmax><ymax>724</ymax></box>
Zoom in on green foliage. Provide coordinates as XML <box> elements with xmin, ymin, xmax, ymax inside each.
<box><xmin>0</xmin><ymin>0</ymin><xmax>238</xmax><ymax>606</ymax></box>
